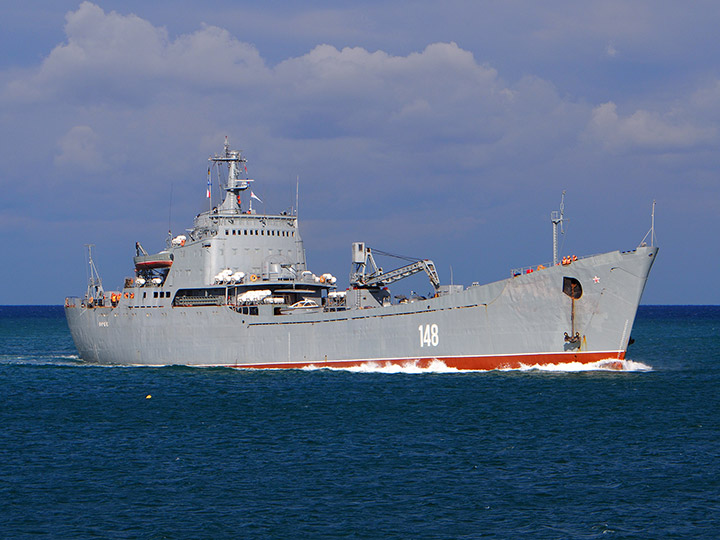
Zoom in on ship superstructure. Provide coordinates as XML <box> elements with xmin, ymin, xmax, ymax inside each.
<box><xmin>65</xmin><ymin>139</ymin><xmax>658</xmax><ymax>369</ymax></box>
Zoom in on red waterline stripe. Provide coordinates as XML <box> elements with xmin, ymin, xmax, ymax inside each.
<box><xmin>229</xmin><ymin>350</ymin><xmax>626</xmax><ymax>371</ymax></box>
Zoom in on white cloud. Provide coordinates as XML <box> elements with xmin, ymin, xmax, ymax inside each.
<box><xmin>3</xmin><ymin>2</ymin><xmax>717</xmax><ymax>186</ymax></box>
<box><xmin>54</xmin><ymin>125</ymin><xmax>105</xmax><ymax>173</ymax></box>
<box><xmin>4</xmin><ymin>2</ymin><xmax>268</xmax><ymax>103</ymax></box>
<box><xmin>0</xmin><ymin>4</ymin><xmax>717</xmax><ymax>229</ymax></box>
<box><xmin>269</xmin><ymin>42</ymin><xmax>508</xmax><ymax>146</ymax></box>
<box><xmin>2</xmin><ymin>4</ymin><xmax>511</xmax><ymax>151</ymax></box>
<box><xmin>585</xmin><ymin>102</ymin><xmax>716</xmax><ymax>152</ymax></box>
<box><xmin>690</xmin><ymin>80</ymin><xmax>720</xmax><ymax>120</ymax></box>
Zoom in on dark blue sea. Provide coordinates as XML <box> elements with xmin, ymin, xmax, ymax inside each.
<box><xmin>1</xmin><ymin>306</ymin><xmax>718</xmax><ymax>539</ymax></box>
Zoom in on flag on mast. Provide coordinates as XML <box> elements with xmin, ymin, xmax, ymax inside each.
<box><xmin>250</xmin><ymin>191</ymin><xmax>262</xmax><ymax>203</ymax></box>
<box><xmin>206</xmin><ymin>167</ymin><xmax>211</xmax><ymax>198</ymax></box>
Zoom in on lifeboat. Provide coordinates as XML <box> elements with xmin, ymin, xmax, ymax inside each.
<box><xmin>133</xmin><ymin>251</ymin><xmax>174</xmax><ymax>270</ymax></box>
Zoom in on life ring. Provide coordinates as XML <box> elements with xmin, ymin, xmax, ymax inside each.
<box><xmin>250</xmin><ymin>274</ymin><xmax>258</xmax><ymax>282</ymax></box>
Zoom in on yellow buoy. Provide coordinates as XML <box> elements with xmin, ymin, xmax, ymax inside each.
<box><xmin>145</xmin><ymin>395</ymin><xmax>152</xmax><ymax>399</ymax></box>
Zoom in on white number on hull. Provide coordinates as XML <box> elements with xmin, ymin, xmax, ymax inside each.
<box><xmin>418</xmin><ymin>324</ymin><xmax>439</xmax><ymax>347</ymax></box>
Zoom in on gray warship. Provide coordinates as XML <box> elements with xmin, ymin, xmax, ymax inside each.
<box><xmin>65</xmin><ymin>138</ymin><xmax>658</xmax><ymax>369</ymax></box>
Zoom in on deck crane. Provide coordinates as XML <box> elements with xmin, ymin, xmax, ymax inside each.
<box><xmin>349</xmin><ymin>242</ymin><xmax>440</xmax><ymax>292</ymax></box>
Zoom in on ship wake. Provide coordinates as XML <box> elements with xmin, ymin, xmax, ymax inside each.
<box><xmin>509</xmin><ymin>358</ymin><xmax>652</xmax><ymax>372</ymax></box>
<box><xmin>300</xmin><ymin>358</ymin><xmax>652</xmax><ymax>374</ymax></box>
<box><xmin>0</xmin><ymin>354</ymin><xmax>82</xmax><ymax>366</ymax></box>
<box><xmin>302</xmin><ymin>359</ymin><xmax>462</xmax><ymax>374</ymax></box>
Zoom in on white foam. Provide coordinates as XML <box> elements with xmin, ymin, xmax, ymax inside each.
<box><xmin>0</xmin><ymin>354</ymin><xmax>82</xmax><ymax>366</ymax></box>
<box><xmin>618</xmin><ymin>359</ymin><xmax>654</xmax><ymax>372</ymax></box>
<box><xmin>301</xmin><ymin>359</ymin><xmax>463</xmax><ymax>374</ymax></box>
<box><xmin>509</xmin><ymin>358</ymin><xmax>652</xmax><ymax>373</ymax></box>
<box><xmin>300</xmin><ymin>358</ymin><xmax>652</xmax><ymax>374</ymax></box>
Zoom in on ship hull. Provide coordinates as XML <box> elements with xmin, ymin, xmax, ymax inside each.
<box><xmin>65</xmin><ymin>246</ymin><xmax>657</xmax><ymax>370</ymax></box>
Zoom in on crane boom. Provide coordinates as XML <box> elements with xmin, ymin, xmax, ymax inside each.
<box><xmin>360</xmin><ymin>259</ymin><xmax>439</xmax><ymax>289</ymax></box>
<box><xmin>350</xmin><ymin>243</ymin><xmax>440</xmax><ymax>291</ymax></box>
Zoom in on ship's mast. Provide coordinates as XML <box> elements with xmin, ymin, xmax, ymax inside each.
<box><xmin>640</xmin><ymin>199</ymin><xmax>657</xmax><ymax>247</ymax></box>
<box><xmin>209</xmin><ymin>137</ymin><xmax>252</xmax><ymax>213</ymax></box>
<box><xmin>85</xmin><ymin>244</ymin><xmax>104</xmax><ymax>300</ymax></box>
<box><xmin>651</xmin><ymin>199</ymin><xmax>656</xmax><ymax>247</ymax></box>
<box><xmin>551</xmin><ymin>191</ymin><xmax>566</xmax><ymax>266</ymax></box>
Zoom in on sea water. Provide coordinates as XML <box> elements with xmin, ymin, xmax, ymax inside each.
<box><xmin>0</xmin><ymin>305</ymin><xmax>718</xmax><ymax>539</ymax></box>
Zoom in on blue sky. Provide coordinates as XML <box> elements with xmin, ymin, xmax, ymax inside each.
<box><xmin>1</xmin><ymin>1</ymin><xmax>719</xmax><ymax>304</ymax></box>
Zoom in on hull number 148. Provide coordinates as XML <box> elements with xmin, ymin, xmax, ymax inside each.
<box><xmin>418</xmin><ymin>324</ymin><xmax>439</xmax><ymax>347</ymax></box>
